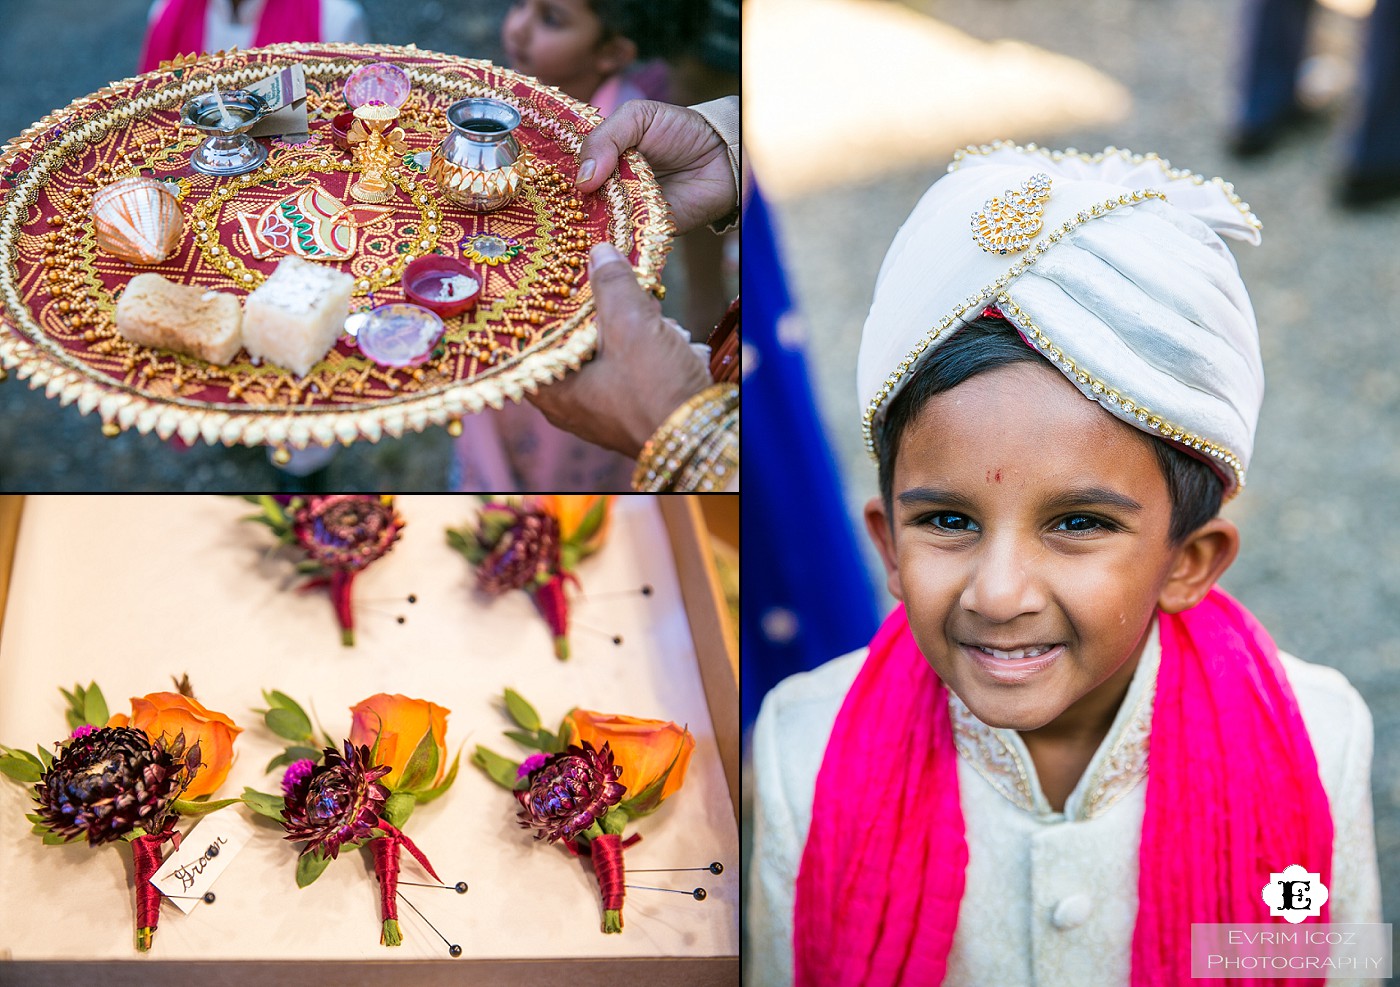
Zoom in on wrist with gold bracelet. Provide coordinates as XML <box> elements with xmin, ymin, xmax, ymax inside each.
<box><xmin>631</xmin><ymin>383</ymin><xmax>739</xmax><ymax>491</ymax></box>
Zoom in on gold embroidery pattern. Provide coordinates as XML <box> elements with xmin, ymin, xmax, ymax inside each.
<box><xmin>948</xmin><ymin>691</ymin><xmax>1036</xmax><ymax>813</ymax></box>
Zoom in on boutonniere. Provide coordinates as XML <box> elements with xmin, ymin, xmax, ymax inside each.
<box><xmin>0</xmin><ymin>681</ymin><xmax>244</xmax><ymax>950</ymax></box>
<box><xmin>446</xmin><ymin>495</ymin><xmax>612</xmax><ymax>659</ymax></box>
<box><xmin>243</xmin><ymin>692</ymin><xmax>460</xmax><ymax>946</ymax></box>
<box><xmin>242</xmin><ymin>495</ymin><xmax>405</xmax><ymax>646</ymax></box>
<box><xmin>473</xmin><ymin>689</ymin><xmax>693</xmax><ymax>932</ymax></box>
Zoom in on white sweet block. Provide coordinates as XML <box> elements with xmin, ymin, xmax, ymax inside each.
<box><xmin>242</xmin><ymin>256</ymin><xmax>355</xmax><ymax>377</ymax></box>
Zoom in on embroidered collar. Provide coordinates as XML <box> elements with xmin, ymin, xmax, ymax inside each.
<box><xmin>948</xmin><ymin>620</ymin><xmax>1159</xmax><ymax>820</ymax></box>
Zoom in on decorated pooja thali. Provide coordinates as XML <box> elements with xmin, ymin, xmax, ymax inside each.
<box><xmin>0</xmin><ymin>44</ymin><xmax>671</xmax><ymax>455</ymax></box>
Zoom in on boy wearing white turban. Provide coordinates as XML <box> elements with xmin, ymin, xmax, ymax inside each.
<box><xmin>747</xmin><ymin>142</ymin><xmax>1382</xmax><ymax>986</ymax></box>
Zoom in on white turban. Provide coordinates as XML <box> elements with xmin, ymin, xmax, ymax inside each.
<box><xmin>857</xmin><ymin>141</ymin><xmax>1264</xmax><ymax>495</ymax></box>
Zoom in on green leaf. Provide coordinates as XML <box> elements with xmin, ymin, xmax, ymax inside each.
<box><xmin>41</xmin><ymin>831</ymin><xmax>76</xmax><ymax>846</ymax></box>
<box><xmin>24</xmin><ymin>812</ymin><xmax>44</xmax><ymax>824</ymax></box>
<box><xmin>503</xmin><ymin>689</ymin><xmax>541</xmax><ymax>732</ymax></box>
<box><xmin>416</xmin><ymin>749</ymin><xmax>461</xmax><ymax>804</ymax></box>
<box><xmin>472</xmin><ymin>745</ymin><xmax>522</xmax><ymax>791</ymax></box>
<box><xmin>266</xmin><ymin>706</ymin><xmax>313</xmax><ymax>743</ymax></box>
<box><xmin>295</xmin><ymin>849</ymin><xmax>333</xmax><ymax>888</ymax></box>
<box><xmin>557</xmin><ymin>716</ymin><xmax>574</xmax><ymax>751</ymax></box>
<box><xmin>241</xmin><ymin>787</ymin><xmax>286</xmax><ymax>820</ymax></box>
<box><xmin>0</xmin><ymin>755</ymin><xmax>42</xmax><ymax>783</ymax></box>
<box><xmin>170</xmin><ymin>797</ymin><xmax>241</xmax><ymax>816</ymax></box>
<box><xmin>572</xmin><ymin>498</ymin><xmax>610</xmax><ymax>549</ymax></box>
<box><xmin>263</xmin><ymin>690</ymin><xmax>305</xmax><ymax>713</ymax></box>
<box><xmin>536</xmin><ymin>728</ymin><xmax>558</xmax><ymax>751</ymax></box>
<box><xmin>560</xmin><ymin>542</ymin><xmax>581</xmax><ymax>573</ymax></box>
<box><xmin>395</xmin><ymin>726</ymin><xmax>440</xmax><ymax>793</ymax></box>
<box><xmin>445</xmin><ymin>526</ymin><xmax>485</xmax><ymax>564</ymax></box>
<box><xmin>82</xmin><ymin>683</ymin><xmax>109</xmax><ymax>729</ymax></box>
<box><xmin>503</xmin><ymin>729</ymin><xmax>544</xmax><ymax>751</ymax></box>
<box><xmin>618</xmin><ymin>741</ymin><xmax>687</xmax><ymax>819</ymax></box>
<box><xmin>383</xmin><ymin>791</ymin><xmax>416</xmax><ymax>828</ymax></box>
<box><xmin>265</xmin><ymin>746</ymin><xmax>320</xmax><ymax>774</ymax></box>
<box><xmin>294</xmin><ymin>560</ymin><xmax>323</xmax><ymax>574</ymax></box>
<box><xmin>34</xmin><ymin>745</ymin><xmax>53</xmax><ymax>769</ymax></box>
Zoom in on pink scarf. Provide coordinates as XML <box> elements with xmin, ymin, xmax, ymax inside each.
<box><xmin>139</xmin><ymin>0</ymin><xmax>321</xmax><ymax>74</ymax></box>
<box><xmin>794</xmin><ymin>588</ymin><xmax>1333</xmax><ymax>986</ymax></box>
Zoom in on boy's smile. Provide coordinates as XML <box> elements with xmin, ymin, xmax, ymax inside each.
<box><xmin>868</xmin><ymin>360</ymin><xmax>1195</xmax><ymax>738</ymax></box>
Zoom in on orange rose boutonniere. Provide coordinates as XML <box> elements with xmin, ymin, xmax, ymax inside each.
<box><xmin>474</xmin><ymin>690</ymin><xmax>695</xmax><ymax>933</ymax></box>
<box><xmin>0</xmin><ymin>680</ymin><xmax>243</xmax><ymax>952</ymax></box>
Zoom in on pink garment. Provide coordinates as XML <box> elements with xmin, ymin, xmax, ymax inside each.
<box><xmin>794</xmin><ymin>589</ymin><xmax>1334</xmax><ymax>987</ymax></box>
<box><xmin>139</xmin><ymin>0</ymin><xmax>321</xmax><ymax>73</ymax></box>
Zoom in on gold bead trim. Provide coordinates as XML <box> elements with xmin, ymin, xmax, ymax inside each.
<box><xmin>992</xmin><ymin>295</ymin><xmax>1245</xmax><ymax>494</ymax></box>
<box><xmin>862</xmin><ymin>188</ymin><xmax>1167</xmax><ymax>459</ymax></box>
<box><xmin>950</xmin><ymin>139</ymin><xmax>1262</xmax><ymax>233</ymax></box>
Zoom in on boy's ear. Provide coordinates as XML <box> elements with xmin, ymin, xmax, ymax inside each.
<box><xmin>863</xmin><ymin>496</ymin><xmax>904</xmax><ymax>601</ymax></box>
<box><xmin>594</xmin><ymin>34</ymin><xmax>637</xmax><ymax>77</ymax></box>
<box><xmin>1158</xmin><ymin>517</ymin><xmax>1240</xmax><ymax>614</ymax></box>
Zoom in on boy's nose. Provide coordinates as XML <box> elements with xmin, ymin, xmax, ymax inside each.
<box><xmin>959</xmin><ymin>539</ymin><xmax>1047</xmax><ymax>623</ymax></box>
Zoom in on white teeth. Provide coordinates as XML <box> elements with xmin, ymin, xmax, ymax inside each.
<box><xmin>982</xmin><ymin>645</ymin><xmax>1051</xmax><ymax>661</ymax></box>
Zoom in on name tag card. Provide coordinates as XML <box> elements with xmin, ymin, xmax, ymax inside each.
<box><xmin>150</xmin><ymin>811</ymin><xmax>256</xmax><ymax>914</ymax></box>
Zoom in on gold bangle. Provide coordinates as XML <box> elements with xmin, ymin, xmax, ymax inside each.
<box><xmin>676</xmin><ymin>407</ymin><xmax>738</xmax><ymax>491</ymax></box>
<box><xmin>631</xmin><ymin>383</ymin><xmax>739</xmax><ymax>491</ymax></box>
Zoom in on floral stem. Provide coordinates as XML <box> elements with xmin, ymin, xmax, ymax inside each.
<box><xmin>531</xmin><ymin>572</ymin><xmax>577</xmax><ymax>660</ymax></box>
<box><xmin>131</xmin><ymin>830</ymin><xmax>173</xmax><ymax>952</ymax></box>
<box><xmin>331</xmin><ymin>568</ymin><xmax>356</xmax><ymax>646</ymax></box>
<box><xmin>371</xmin><ymin>833</ymin><xmax>401</xmax><ymax>946</ymax></box>
<box><xmin>591</xmin><ymin>832</ymin><xmax>626</xmax><ymax>934</ymax></box>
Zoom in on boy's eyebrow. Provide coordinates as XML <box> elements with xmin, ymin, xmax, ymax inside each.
<box><xmin>1043</xmin><ymin>487</ymin><xmax>1144</xmax><ymax>513</ymax></box>
<box><xmin>896</xmin><ymin>487</ymin><xmax>971</xmax><ymax>508</ymax></box>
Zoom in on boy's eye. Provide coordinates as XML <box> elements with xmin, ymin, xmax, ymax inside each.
<box><xmin>926</xmin><ymin>513</ymin><xmax>979</xmax><ymax>533</ymax></box>
<box><xmin>1054</xmin><ymin>514</ymin><xmax>1109</xmax><ymax>533</ymax></box>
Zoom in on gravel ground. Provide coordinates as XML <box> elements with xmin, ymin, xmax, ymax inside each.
<box><xmin>757</xmin><ymin>0</ymin><xmax>1400</xmax><ymax>968</ymax></box>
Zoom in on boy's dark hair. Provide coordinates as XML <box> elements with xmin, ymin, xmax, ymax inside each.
<box><xmin>590</xmin><ymin>0</ymin><xmax>711</xmax><ymax>61</ymax></box>
<box><xmin>875</xmin><ymin>316</ymin><xmax>1225</xmax><ymax>544</ymax></box>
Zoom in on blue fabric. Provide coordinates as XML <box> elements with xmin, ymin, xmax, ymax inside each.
<box><xmin>740</xmin><ymin>186</ymin><xmax>879</xmax><ymax>731</ymax></box>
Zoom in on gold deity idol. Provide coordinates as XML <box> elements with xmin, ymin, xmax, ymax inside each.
<box><xmin>347</xmin><ymin>102</ymin><xmax>408</xmax><ymax>204</ymax></box>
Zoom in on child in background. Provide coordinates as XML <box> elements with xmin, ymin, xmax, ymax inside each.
<box><xmin>454</xmin><ymin>0</ymin><xmax>710</xmax><ymax>490</ymax></box>
<box><xmin>140</xmin><ymin>0</ymin><xmax>369</xmax><ymax>74</ymax></box>
<box><xmin>747</xmin><ymin>144</ymin><xmax>1382</xmax><ymax>985</ymax></box>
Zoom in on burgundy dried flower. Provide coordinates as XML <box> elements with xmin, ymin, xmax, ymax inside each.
<box><xmin>282</xmin><ymin>742</ymin><xmax>390</xmax><ymax>859</ymax></box>
<box><xmin>473</xmin><ymin>502</ymin><xmax>561</xmax><ymax>595</ymax></box>
<box><xmin>515</xmin><ymin>741</ymin><xmax>625</xmax><ymax>843</ymax></box>
<box><xmin>33</xmin><ymin>726</ymin><xmax>200</xmax><ymax>846</ymax></box>
<box><xmin>293</xmin><ymin>495</ymin><xmax>404</xmax><ymax>571</ymax></box>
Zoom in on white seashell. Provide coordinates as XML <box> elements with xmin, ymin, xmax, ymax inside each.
<box><xmin>90</xmin><ymin>176</ymin><xmax>183</xmax><ymax>265</ymax></box>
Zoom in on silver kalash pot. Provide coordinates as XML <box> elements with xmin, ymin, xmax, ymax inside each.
<box><xmin>427</xmin><ymin>98</ymin><xmax>532</xmax><ymax>213</ymax></box>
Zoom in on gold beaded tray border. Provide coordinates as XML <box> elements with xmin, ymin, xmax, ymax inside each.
<box><xmin>0</xmin><ymin>44</ymin><xmax>672</xmax><ymax>451</ymax></box>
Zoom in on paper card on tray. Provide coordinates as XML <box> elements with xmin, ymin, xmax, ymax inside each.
<box><xmin>248</xmin><ymin>65</ymin><xmax>309</xmax><ymax>138</ymax></box>
<box><xmin>150</xmin><ymin>810</ymin><xmax>256</xmax><ymax>915</ymax></box>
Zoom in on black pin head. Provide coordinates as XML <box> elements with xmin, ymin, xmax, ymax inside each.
<box><xmin>641</xmin><ymin>584</ymin><xmax>653</xmax><ymax>596</ymax></box>
<box><xmin>396</xmin><ymin>616</ymin><xmax>406</xmax><ymax>625</ymax></box>
<box><xmin>408</xmin><ymin>594</ymin><xmax>418</xmax><ymax>604</ymax></box>
<box><xmin>449</xmin><ymin>944</ymin><xmax>462</xmax><ymax>958</ymax></box>
<box><xmin>709</xmin><ymin>862</ymin><xmax>724</xmax><ymax>875</ymax></box>
<box><xmin>206</xmin><ymin>843</ymin><xmax>220</xmax><ymax>858</ymax></box>
<box><xmin>692</xmin><ymin>888</ymin><xmax>707</xmax><ymax>901</ymax></box>
<box><xmin>202</xmin><ymin>892</ymin><xmax>216</xmax><ymax>904</ymax></box>
<box><xmin>454</xmin><ymin>881</ymin><xmax>468</xmax><ymax>894</ymax></box>
<box><xmin>612</xmin><ymin>635</ymin><xmax>623</xmax><ymax>646</ymax></box>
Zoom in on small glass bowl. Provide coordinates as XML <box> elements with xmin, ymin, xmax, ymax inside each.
<box><xmin>402</xmin><ymin>256</ymin><xmax>482</xmax><ymax>319</ymax></box>
<box><xmin>355</xmin><ymin>303</ymin><xmax>445</xmax><ymax>368</ymax></box>
<box><xmin>344</xmin><ymin>62</ymin><xmax>412</xmax><ymax>109</ymax></box>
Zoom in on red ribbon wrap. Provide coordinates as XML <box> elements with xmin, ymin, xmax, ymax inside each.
<box><xmin>371</xmin><ymin>821</ymin><xmax>441</xmax><ymax>925</ymax></box>
<box><xmin>131</xmin><ymin>827</ymin><xmax>179</xmax><ymax>949</ymax></box>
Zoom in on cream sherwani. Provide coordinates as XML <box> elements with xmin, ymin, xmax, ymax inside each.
<box><xmin>746</xmin><ymin>621</ymin><xmax>1382</xmax><ymax>986</ymax></box>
